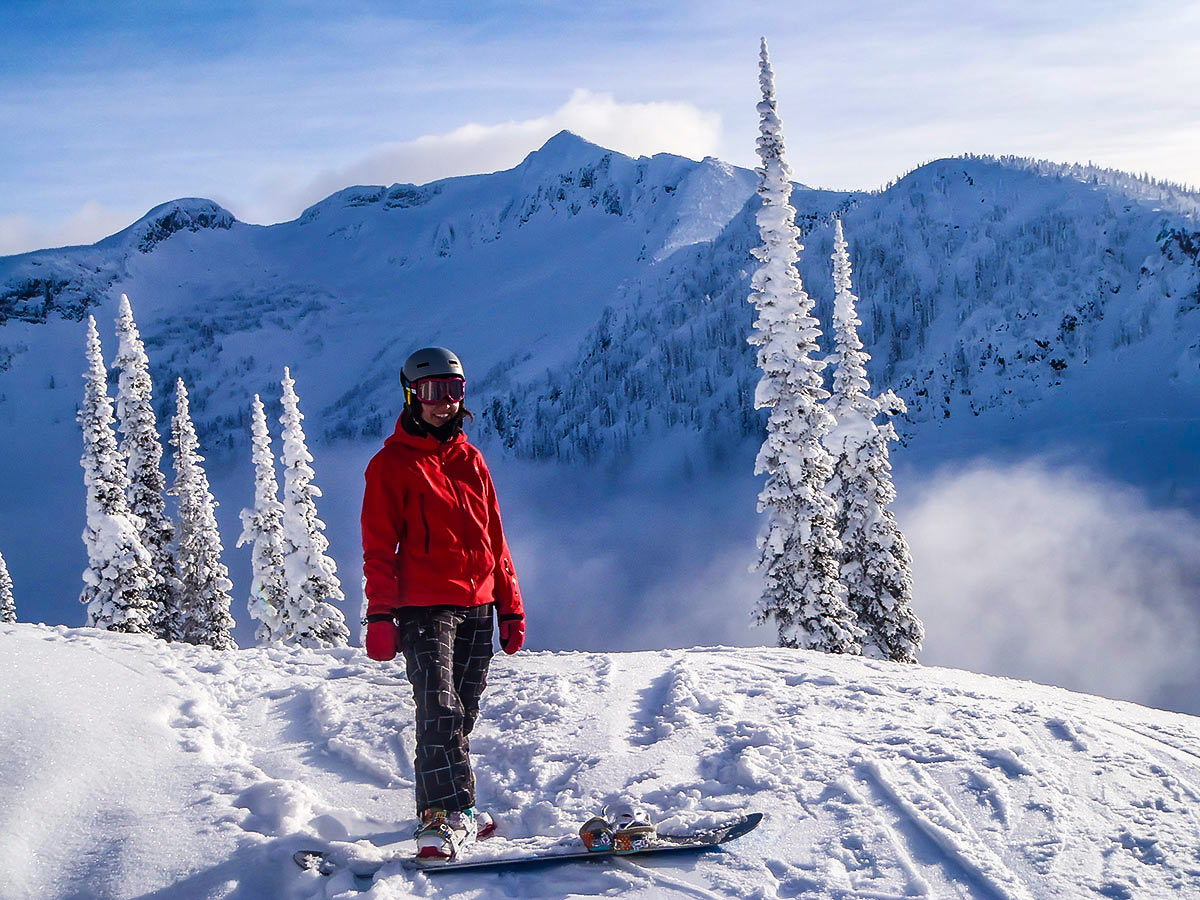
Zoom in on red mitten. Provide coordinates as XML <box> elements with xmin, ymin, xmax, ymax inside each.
<box><xmin>365</xmin><ymin>615</ymin><xmax>399</xmax><ymax>661</ymax></box>
<box><xmin>498</xmin><ymin>614</ymin><xmax>525</xmax><ymax>655</ymax></box>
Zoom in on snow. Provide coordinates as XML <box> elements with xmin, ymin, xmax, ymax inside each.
<box><xmin>656</xmin><ymin>157</ymin><xmax>756</xmax><ymax>261</ymax></box>
<box><xmin>3</xmin><ymin>622</ymin><xmax>1200</xmax><ymax>899</ymax></box>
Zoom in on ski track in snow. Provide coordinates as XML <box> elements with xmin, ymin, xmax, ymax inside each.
<box><xmin>4</xmin><ymin>625</ymin><xmax>1200</xmax><ymax>900</ymax></box>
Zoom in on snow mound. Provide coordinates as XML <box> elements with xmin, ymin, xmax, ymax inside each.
<box><xmin>3</xmin><ymin>622</ymin><xmax>1200</xmax><ymax>899</ymax></box>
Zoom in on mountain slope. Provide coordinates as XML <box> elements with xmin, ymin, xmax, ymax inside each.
<box><xmin>3</xmin><ymin>622</ymin><xmax>1200</xmax><ymax>900</ymax></box>
<box><xmin>475</xmin><ymin>157</ymin><xmax>1200</xmax><ymax>478</ymax></box>
<box><xmin>1</xmin><ymin>133</ymin><xmax>1199</xmax><ymax>683</ymax></box>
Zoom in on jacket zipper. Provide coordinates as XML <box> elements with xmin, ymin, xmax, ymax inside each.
<box><xmin>439</xmin><ymin>446</ymin><xmax>475</xmax><ymax>555</ymax></box>
<box><xmin>441</xmin><ymin>445</ymin><xmax>480</xmax><ymax>596</ymax></box>
<box><xmin>419</xmin><ymin>493</ymin><xmax>430</xmax><ymax>554</ymax></box>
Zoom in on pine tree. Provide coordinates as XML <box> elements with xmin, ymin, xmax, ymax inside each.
<box><xmin>827</xmin><ymin>220</ymin><xmax>875</xmax><ymax>431</ymax></box>
<box><xmin>169</xmin><ymin>378</ymin><xmax>237</xmax><ymax>649</ymax></box>
<box><xmin>826</xmin><ymin>219</ymin><xmax>924</xmax><ymax>662</ymax></box>
<box><xmin>0</xmin><ymin>548</ymin><xmax>15</xmax><ymax>624</ymax></box>
<box><xmin>359</xmin><ymin>575</ymin><xmax>370</xmax><ymax>649</ymax></box>
<box><xmin>748</xmin><ymin>39</ymin><xmax>862</xmax><ymax>654</ymax></box>
<box><xmin>236</xmin><ymin>394</ymin><xmax>290</xmax><ymax>644</ymax></box>
<box><xmin>79</xmin><ymin>316</ymin><xmax>158</xmax><ymax>633</ymax></box>
<box><xmin>113</xmin><ymin>293</ymin><xmax>178</xmax><ymax>640</ymax></box>
<box><xmin>278</xmin><ymin>368</ymin><xmax>350</xmax><ymax>647</ymax></box>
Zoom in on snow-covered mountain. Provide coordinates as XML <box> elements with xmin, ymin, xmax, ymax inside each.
<box><xmin>10</xmin><ymin>132</ymin><xmax>1196</xmax><ymax>472</ymax></box>
<box><xmin>476</xmin><ymin>154</ymin><xmax>1200</xmax><ymax>478</ymax></box>
<box><xmin>4</xmin><ymin>621</ymin><xmax>1200</xmax><ymax>900</ymax></box>
<box><xmin>2</xmin><ymin>132</ymin><xmax>1199</xmax><ymax>701</ymax></box>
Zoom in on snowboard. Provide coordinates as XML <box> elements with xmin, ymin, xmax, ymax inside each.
<box><xmin>294</xmin><ymin>812</ymin><xmax>762</xmax><ymax>878</ymax></box>
<box><xmin>294</xmin><ymin>816</ymin><xmax>497</xmax><ymax>877</ymax></box>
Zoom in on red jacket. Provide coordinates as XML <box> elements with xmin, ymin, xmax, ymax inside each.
<box><xmin>361</xmin><ymin>415</ymin><xmax>523</xmax><ymax>619</ymax></box>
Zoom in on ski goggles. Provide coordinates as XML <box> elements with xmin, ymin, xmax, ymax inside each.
<box><xmin>413</xmin><ymin>376</ymin><xmax>465</xmax><ymax>404</ymax></box>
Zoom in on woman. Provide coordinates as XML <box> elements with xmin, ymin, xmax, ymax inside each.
<box><xmin>361</xmin><ymin>346</ymin><xmax>525</xmax><ymax>861</ymax></box>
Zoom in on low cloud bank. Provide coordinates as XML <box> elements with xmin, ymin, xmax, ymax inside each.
<box><xmin>504</xmin><ymin>461</ymin><xmax>764</xmax><ymax>654</ymax></box>
<box><xmin>901</xmin><ymin>460</ymin><xmax>1200</xmax><ymax>715</ymax></box>
<box><xmin>510</xmin><ymin>455</ymin><xmax>1200</xmax><ymax>716</ymax></box>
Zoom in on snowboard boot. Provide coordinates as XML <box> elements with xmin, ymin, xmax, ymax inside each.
<box><xmin>473</xmin><ymin>808</ymin><xmax>497</xmax><ymax>840</ymax></box>
<box><xmin>579</xmin><ymin>815</ymin><xmax>615</xmax><ymax>852</ymax></box>
<box><xmin>608</xmin><ymin>802</ymin><xmax>656</xmax><ymax>853</ymax></box>
<box><xmin>415</xmin><ymin>807</ymin><xmax>478</xmax><ymax>860</ymax></box>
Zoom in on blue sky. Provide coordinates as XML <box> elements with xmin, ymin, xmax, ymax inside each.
<box><xmin>2</xmin><ymin>0</ymin><xmax>1198</xmax><ymax>254</ymax></box>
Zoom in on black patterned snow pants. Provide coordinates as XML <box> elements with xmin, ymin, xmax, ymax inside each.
<box><xmin>397</xmin><ymin>603</ymin><xmax>495</xmax><ymax>815</ymax></box>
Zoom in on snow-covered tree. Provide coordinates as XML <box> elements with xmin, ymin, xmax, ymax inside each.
<box><xmin>236</xmin><ymin>394</ymin><xmax>290</xmax><ymax>644</ymax></box>
<box><xmin>278</xmin><ymin>368</ymin><xmax>349</xmax><ymax>647</ymax></box>
<box><xmin>826</xmin><ymin>219</ymin><xmax>924</xmax><ymax>662</ymax></box>
<box><xmin>358</xmin><ymin>575</ymin><xmax>370</xmax><ymax>649</ymax></box>
<box><xmin>79</xmin><ymin>316</ymin><xmax>158</xmax><ymax>633</ymax></box>
<box><xmin>747</xmin><ymin>39</ymin><xmax>862</xmax><ymax>654</ymax></box>
<box><xmin>169</xmin><ymin>378</ymin><xmax>237</xmax><ymax>649</ymax></box>
<box><xmin>113</xmin><ymin>293</ymin><xmax>178</xmax><ymax>640</ymax></box>
<box><xmin>0</xmin><ymin>548</ymin><xmax>15</xmax><ymax>623</ymax></box>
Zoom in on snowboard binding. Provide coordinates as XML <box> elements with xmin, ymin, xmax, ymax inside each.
<box><xmin>579</xmin><ymin>802</ymin><xmax>657</xmax><ymax>854</ymax></box>
<box><xmin>579</xmin><ymin>815</ymin><xmax>614</xmax><ymax>852</ymax></box>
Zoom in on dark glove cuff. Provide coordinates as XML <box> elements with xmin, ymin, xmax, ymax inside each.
<box><xmin>499</xmin><ymin>613</ymin><xmax>524</xmax><ymax>623</ymax></box>
<box><xmin>365</xmin><ymin>613</ymin><xmax>397</xmax><ymax>624</ymax></box>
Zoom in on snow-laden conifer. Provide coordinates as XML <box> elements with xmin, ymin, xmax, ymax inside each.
<box><xmin>169</xmin><ymin>379</ymin><xmax>237</xmax><ymax>649</ymax></box>
<box><xmin>826</xmin><ymin>219</ymin><xmax>924</xmax><ymax>662</ymax></box>
<box><xmin>236</xmin><ymin>394</ymin><xmax>290</xmax><ymax>644</ymax></box>
<box><xmin>113</xmin><ymin>294</ymin><xmax>178</xmax><ymax>640</ymax></box>
<box><xmin>748</xmin><ymin>40</ymin><xmax>862</xmax><ymax>654</ymax></box>
<box><xmin>79</xmin><ymin>316</ymin><xmax>158</xmax><ymax>633</ymax></box>
<box><xmin>359</xmin><ymin>575</ymin><xmax>370</xmax><ymax>649</ymax></box>
<box><xmin>0</xmin><ymin>548</ymin><xmax>15</xmax><ymax>623</ymax></box>
<box><xmin>278</xmin><ymin>368</ymin><xmax>349</xmax><ymax>647</ymax></box>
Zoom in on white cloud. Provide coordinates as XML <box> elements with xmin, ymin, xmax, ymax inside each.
<box><xmin>510</xmin><ymin>454</ymin><xmax>1200</xmax><ymax>715</ymax></box>
<box><xmin>241</xmin><ymin>89</ymin><xmax>723</xmax><ymax>224</ymax></box>
<box><xmin>0</xmin><ymin>201</ymin><xmax>143</xmax><ymax>257</ymax></box>
<box><xmin>901</xmin><ymin>460</ymin><xmax>1200</xmax><ymax>713</ymax></box>
<box><xmin>504</xmin><ymin>463</ymin><xmax>763</xmax><ymax>654</ymax></box>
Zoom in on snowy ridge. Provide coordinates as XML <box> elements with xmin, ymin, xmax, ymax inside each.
<box><xmin>2</xmin><ymin>137</ymin><xmax>1197</xmax><ymax>461</ymax></box>
<box><xmin>0</xmin><ymin>199</ymin><xmax>239</xmax><ymax>325</ymax></box>
<box><xmin>972</xmin><ymin>154</ymin><xmax>1200</xmax><ymax>220</ymax></box>
<box><xmin>287</xmin><ymin>131</ymin><xmax>750</xmax><ymax>271</ymax></box>
<box><xmin>4</xmin><ymin>622</ymin><xmax>1200</xmax><ymax>899</ymax></box>
<box><xmin>471</xmin><ymin>154</ymin><xmax>1200</xmax><ymax>466</ymax></box>
<box><xmin>100</xmin><ymin>199</ymin><xmax>238</xmax><ymax>254</ymax></box>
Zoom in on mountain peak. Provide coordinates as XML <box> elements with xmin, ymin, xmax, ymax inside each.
<box><xmin>102</xmin><ymin>198</ymin><xmax>238</xmax><ymax>253</ymax></box>
<box><xmin>518</xmin><ymin>130</ymin><xmax>617</xmax><ymax>174</ymax></box>
<box><xmin>539</xmin><ymin>129</ymin><xmax>603</xmax><ymax>153</ymax></box>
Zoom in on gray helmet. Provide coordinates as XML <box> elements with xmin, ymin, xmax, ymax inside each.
<box><xmin>401</xmin><ymin>347</ymin><xmax>464</xmax><ymax>386</ymax></box>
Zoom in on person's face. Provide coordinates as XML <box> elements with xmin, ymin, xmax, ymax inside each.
<box><xmin>418</xmin><ymin>395</ymin><xmax>460</xmax><ymax>428</ymax></box>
